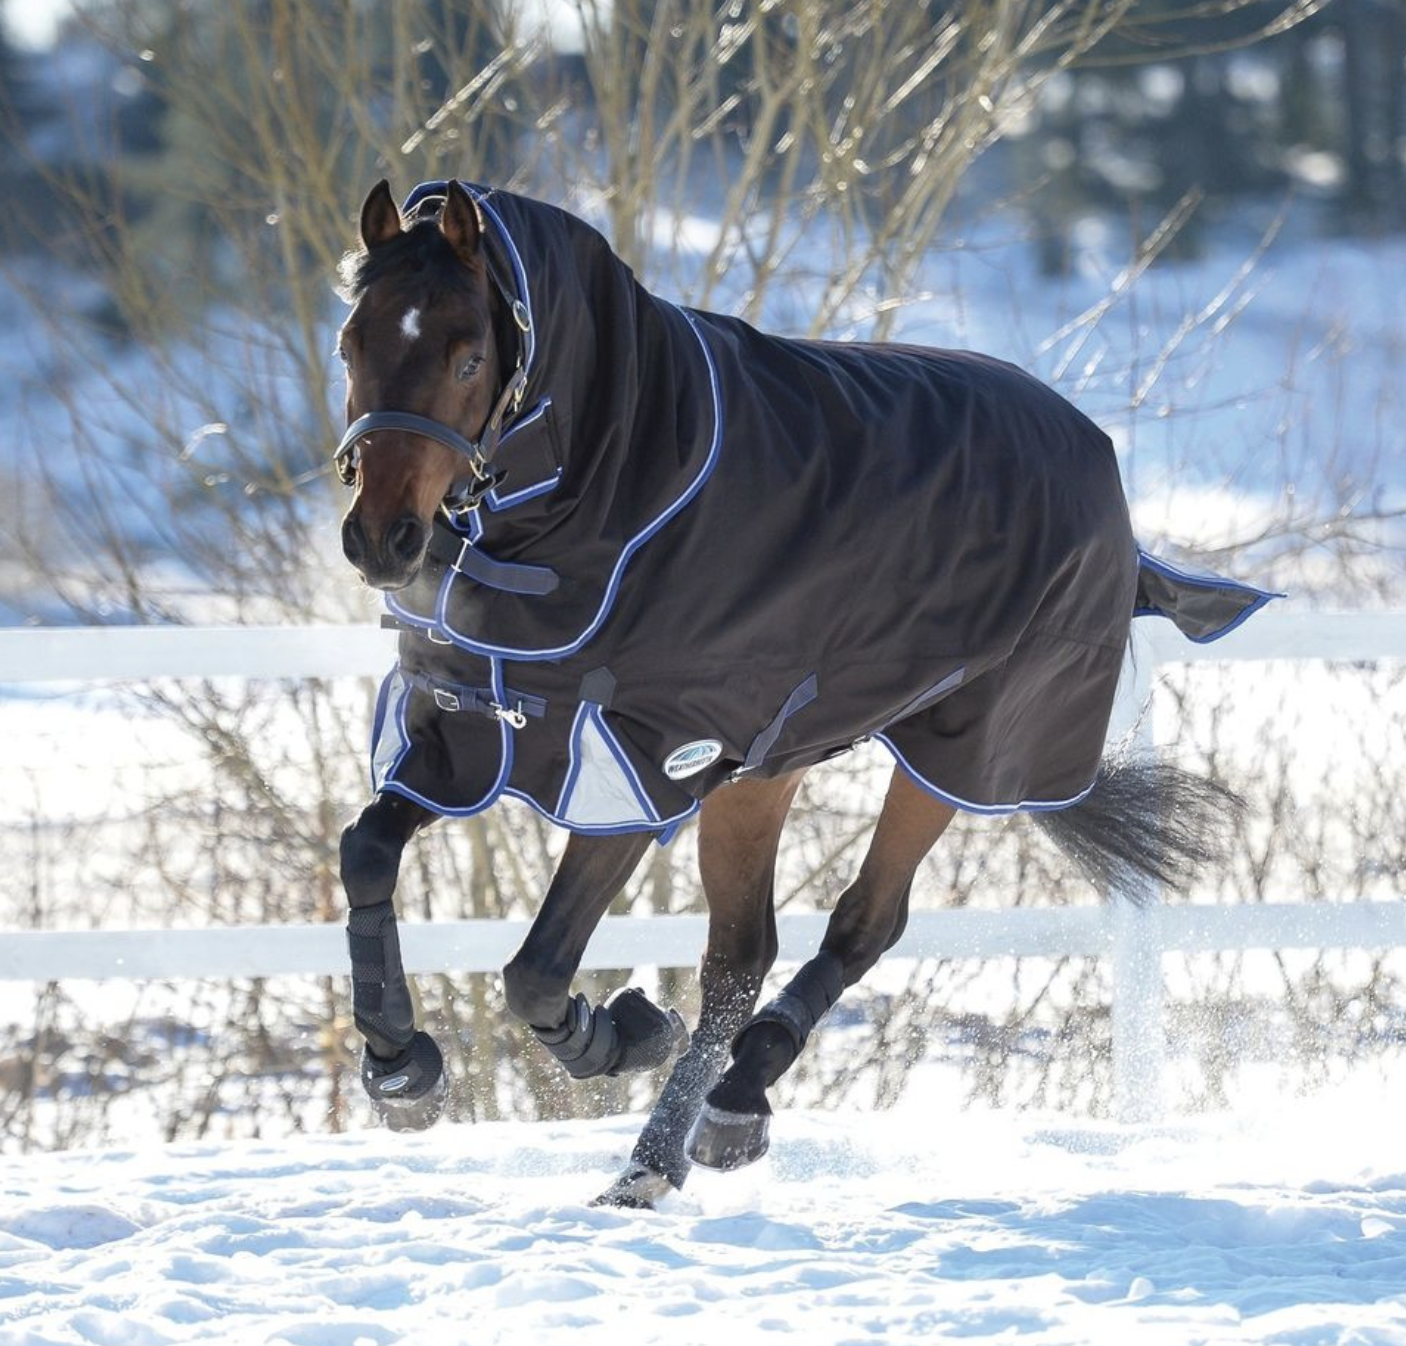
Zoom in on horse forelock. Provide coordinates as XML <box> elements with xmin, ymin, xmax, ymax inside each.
<box><xmin>335</xmin><ymin>216</ymin><xmax>474</xmax><ymax>308</ymax></box>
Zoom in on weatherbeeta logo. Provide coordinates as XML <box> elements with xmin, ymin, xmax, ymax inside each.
<box><xmin>662</xmin><ymin>739</ymin><xmax>723</xmax><ymax>779</ymax></box>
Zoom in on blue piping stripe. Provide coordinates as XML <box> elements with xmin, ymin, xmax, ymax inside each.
<box><xmin>400</xmin><ymin>181</ymin><xmax>537</xmax><ymax>380</ymax></box>
<box><xmin>504</xmin><ymin>788</ymin><xmax>697</xmax><ymax>836</ymax></box>
<box><xmin>589</xmin><ymin>703</ymin><xmax>663</xmax><ymax>826</ymax></box>
<box><xmin>488</xmin><ymin>398</ymin><xmax>562</xmax><ymax>510</ymax></box>
<box><xmin>376</xmin><ymin>655</ymin><xmax>516</xmax><ymax>817</ymax></box>
<box><xmin>555</xmin><ymin>701</ymin><xmax>590</xmax><ymax>817</ymax></box>
<box><xmin>488</xmin><ymin>469</ymin><xmax>562</xmax><ymax>512</ymax></box>
<box><xmin>874</xmin><ymin>733</ymin><xmax>1097</xmax><ymax>816</ymax></box>
<box><xmin>383</xmin><ymin>569</ymin><xmax>453</xmax><ymax>638</ymax></box>
<box><xmin>497</xmin><ymin>397</ymin><xmax>551</xmax><ymax>441</ymax></box>
<box><xmin>1134</xmin><ymin>591</ymin><xmax>1276</xmax><ymax>644</ymax></box>
<box><xmin>369</xmin><ymin>667</ymin><xmax>408</xmax><ymax>790</ymax></box>
<box><xmin>556</xmin><ymin>702</ymin><xmax>665</xmax><ymax>826</ymax></box>
<box><xmin>1134</xmin><ymin>547</ymin><xmax>1283</xmax><ymax>644</ymax></box>
<box><xmin>471</xmin><ymin>190</ymin><xmax>536</xmax><ymax>375</ymax></box>
<box><xmin>432</xmin><ymin>303</ymin><xmax>724</xmax><ymax>661</ymax></box>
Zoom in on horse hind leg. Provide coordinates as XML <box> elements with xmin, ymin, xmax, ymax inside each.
<box><xmin>340</xmin><ymin>791</ymin><xmax>447</xmax><ymax>1131</ymax></box>
<box><xmin>687</xmin><ymin>768</ymin><xmax>955</xmax><ymax>1171</ymax></box>
<box><xmin>595</xmin><ymin>771</ymin><xmax>803</xmax><ymax>1209</ymax></box>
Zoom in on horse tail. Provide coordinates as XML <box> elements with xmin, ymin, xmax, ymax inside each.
<box><xmin>1033</xmin><ymin>757</ymin><xmax>1243</xmax><ymax>902</ymax></box>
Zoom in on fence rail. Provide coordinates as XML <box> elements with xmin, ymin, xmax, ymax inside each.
<box><xmin>5</xmin><ymin>900</ymin><xmax>1404</xmax><ymax>984</ymax></box>
<box><xmin>4</xmin><ymin>609</ymin><xmax>1405</xmax><ymax>685</ymax></box>
<box><xmin>3</xmin><ymin>611</ymin><xmax>1404</xmax><ymax>1119</ymax></box>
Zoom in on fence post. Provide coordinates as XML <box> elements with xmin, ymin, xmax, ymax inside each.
<box><xmin>1110</xmin><ymin>629</ymin><xmax>1166</xmax><ymax>1122</ymax></box>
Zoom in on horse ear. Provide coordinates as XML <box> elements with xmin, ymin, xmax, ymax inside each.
<box><xmin>359</xmin><ymin>180</ymin><xmax>402</xmax><ymax>250</ymax></box>
<box><xmin>440</xmin><ymin>180</ymin><xmax>484</xmax><ymax>269</ymax></box>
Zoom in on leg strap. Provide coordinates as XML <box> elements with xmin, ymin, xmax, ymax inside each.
<box><xmin>533</xmin><ymin>992</ymin><xmax>620</xmax><ymax>1080</ymax></box>
<box><xmin>533</xmin><ymin>988</ymin><xmax>687</xmax><ymax>1080</ymax></box>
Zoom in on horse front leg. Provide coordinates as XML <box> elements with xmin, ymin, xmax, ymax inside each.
<box><xmin>687</xmin><ymin>768</ymin><xmax>956</xmax><ymax>1171</ymax></box>
<box><xmin>595</xmin><ymin>771</ymin><xmax>802</xmax><ymax>1209</ymax></box>
<box><xmin>340</xmin><ymin>791</ymin><xmax>445</xmax><ymax>1130</ymax></box>
<box><xmin>502</xmin><ymin>830</ymin><xmax>687</xmax><ymax>1082</ymax></box>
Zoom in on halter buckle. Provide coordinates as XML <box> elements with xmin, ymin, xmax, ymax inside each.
<box><xmin>334</xmin><ymin>441</ymin><xmax>359</xmax><ymax>486</ymax></box>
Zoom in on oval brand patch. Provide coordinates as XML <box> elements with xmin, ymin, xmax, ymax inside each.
<box><xmin>662</xmin><ymin>739</ymin><xmax>723</xmax><ymax>780</ymax></box>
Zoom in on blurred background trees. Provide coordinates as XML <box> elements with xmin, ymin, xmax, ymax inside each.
<box><xmin>1</xmin><ymin>0</ymin><xmax>1403</xmax><ymax>1149</ymax></box>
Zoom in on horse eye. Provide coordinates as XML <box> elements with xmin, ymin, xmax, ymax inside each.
<box><xmin>455</xmin><ymin>355</ymin><xmax>484</xmax><ymax>382</ymax></box>
<box><xmin>335</xmin><ymin>342</ymin><xmax>349</xmax><ymax>366</ymax></box>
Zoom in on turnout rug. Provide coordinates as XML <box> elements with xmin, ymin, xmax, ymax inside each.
<box><xmin>371</xmin><ymin>182</ymin><xmax>1274</xmax><ymax>836</ymax></box>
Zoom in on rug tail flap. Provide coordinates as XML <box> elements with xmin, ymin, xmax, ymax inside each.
<box><xmin>1134</xmin><ymin>548</ymin><xmax>1280</xmax><ymax>643</ymax></box>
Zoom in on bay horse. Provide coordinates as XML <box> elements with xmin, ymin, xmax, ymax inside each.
<box><xmin>331</xmin><ymin>179</ymin><xmax>1271</xmax><ymax>1209</ymax></box>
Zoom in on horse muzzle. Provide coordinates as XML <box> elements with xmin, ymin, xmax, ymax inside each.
<box><xmin>341</xmin><ymin>509</ymin><xmax>431</xmax><ymax>591</ymax></box>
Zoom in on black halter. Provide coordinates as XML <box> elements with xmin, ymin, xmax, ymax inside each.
<box><xmin>332</xmin><ymin>190</ymin><xmax>533</xmax><ymax>515</ymax></box>
<box><xmin>333</xmin><ymin>361</ymin><xmax>527</xmax><ymax>513</ymax></box>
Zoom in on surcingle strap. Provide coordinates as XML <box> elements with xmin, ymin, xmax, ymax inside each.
<box><xmin>400</xmin><ymin>668</ymin><xmax>546</xmax><ymax>723</ymax></box>
<box><xmin>740</xmin><ymin>673</ymin><xmax>819</xmax><ymax>773</ymax></box>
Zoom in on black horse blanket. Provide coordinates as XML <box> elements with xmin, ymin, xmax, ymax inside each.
<box><xmin>371</xmin><ymin>182</ymin><xmax>1273</xmax><ymax>837</ymax></box>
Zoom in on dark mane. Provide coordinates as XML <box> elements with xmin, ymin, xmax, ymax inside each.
<box><xmin>336</xmin><ymin>199</ymin><xmax>466</xmax><ymax>304</ymax></box>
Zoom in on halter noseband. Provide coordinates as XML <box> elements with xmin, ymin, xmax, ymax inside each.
<box><xmin>333</xmin><ymin>356</ymin><xmax>528</xmax><ymax>514</ymax></box>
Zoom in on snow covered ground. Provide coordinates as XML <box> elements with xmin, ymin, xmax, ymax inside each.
<box><xmin>3</xmin><ymin>1070</ymin><xmax>1404</xmax><ymax>1346</ymax></box>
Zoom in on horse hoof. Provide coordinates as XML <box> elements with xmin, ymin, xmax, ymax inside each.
<box><xmin>685</xmin><ymin>1102</ymin><xmax>771</xmax><ymax>1171</ymax></box>
<box><xmin>590</xmin><ymin>1163</ymin><xmax>675</xmax><ymax>1211</ymax></box>
<box><xmin>361</xmin><ymin>1031</ymin><xmax>447</xmax><ymax>1132</ymax></box>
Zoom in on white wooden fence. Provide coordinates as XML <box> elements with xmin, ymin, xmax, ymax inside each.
<box><xmin>3</xmin><ymin>611</ymin><xmax>1405</xmax><ymax>1119</ymax></box>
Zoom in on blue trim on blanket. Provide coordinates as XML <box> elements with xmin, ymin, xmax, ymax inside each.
<box><xmin>1133</xmin><ymin>548</ymin><xmax>1281</xmax><ymax>643</ymax></box>
<box><xmin>401</xmin><ymin>181</ymin><xmax>537</xmax><ymax>381</ymax></box>
<box><xmin>473</xmin><ymin>191</ymin><xmax>537</xmax><ymax>376</ymax></box>
<box><xmin>426</xmin><ymin>303</ymin><xmax>724</xmax><ymax>661</ymax></box>
<box><xmin>486</xmin><ymin>469</ymin><xmax>562</xmax><ymax>511</ymax></box>
<box><xmin>503</xmin><ymin>787</ymin><xmax>699</xmax><ymax>838</ymax></box>
<box><xmin>375</xmin><ymin>657</ymin><xmax>516</xmax><ymax>818</ymax></box>
<box><xmin>487</xmin><ymin>399</ymin><xmax>562</xmax><ymax>510</ymax></box>
<box><xmin>554</xmin><ymin>701</ymin><xmax>590</xmax><ymax>819</ymax></box>
<box><xmin>368</xmin><ymin>667</ymin><xmax>405</xmax><ymax>791</ymax></box>
<box><xmin>374</xmin><ymin>666</ymin><xmax>695</xmax><ymax>836</ymax></box>
<box><xmin>556</xmin><ymin>701</ymin><xmax>664</xmax><ymax>827</ymax></box>
<box><xmin>874</xmin><ymin>733</ymin><xmax>1098</xmax><ymax>816</ymax></box>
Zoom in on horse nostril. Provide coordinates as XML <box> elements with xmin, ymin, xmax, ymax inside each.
<box><xmin>342</xmin><ymin>514</ymin><xmax>368</xmax><ymax>566</ymax></box>
<box><xmin>386</xmin><ymin>514</ymin><xmax>429</xmax><ymax>566</ymax></box>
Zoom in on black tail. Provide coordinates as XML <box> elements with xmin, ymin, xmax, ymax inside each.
<box><xmin>1034</xmin><ymin>757</ymin><xmax>1243</xmax><ymax>901</ymax></box>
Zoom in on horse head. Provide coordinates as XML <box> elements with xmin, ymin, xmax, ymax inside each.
<box><xmin>334</xmin><ymin>180</ymin><xmax>507</xmax><ymax>590</ymax></box>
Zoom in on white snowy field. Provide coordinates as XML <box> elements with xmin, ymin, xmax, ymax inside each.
<box><xmin>3</xmin><ymin>1069</ymin><xmax>1404</xmax><ymax>1346</ymax></box>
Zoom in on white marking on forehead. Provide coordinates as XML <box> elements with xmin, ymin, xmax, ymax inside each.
<box><xmin>399</xmin><ymin>306</ymin><xmax>422</xmax><ymax>343</ymax></box>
